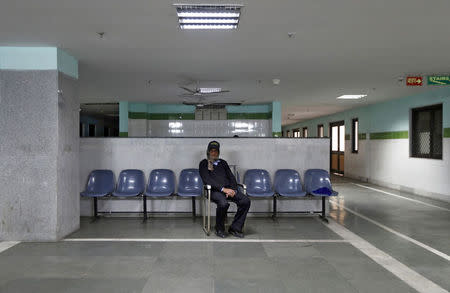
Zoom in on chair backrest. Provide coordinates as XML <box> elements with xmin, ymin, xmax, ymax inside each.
<box><xmin>178</xmin><ymin>169</ymin><xmax>203</xmax><ymax>195</ymax></box>
<box><xmin>116</xmin><ymin>169</ymin><xmax>145</xmax><ymax>194</ymax></box>
<box><xmin>274</xmin><ymin>169</ymin><xmax>303</xmax><ymax>194</ymax></box>
<box><xmin>244</xmin><ymin>169</ymin><xmax>272</xmax><ymax>194</ymax></box>
<box><xmin>84</xmin><ymin>169</ymin><xmax>115</xmax><ymax>194</ymax></box>
<box><xmin>304</xmin><ymin>169</ymin><xmax>333</xmax><ymax>195</ymax></box>
<box><xmin>146</xmin><ymin>169</ymin><xmax>175</xmax><ymax>195</ymax></box>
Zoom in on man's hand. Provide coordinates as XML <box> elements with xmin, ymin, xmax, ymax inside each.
<box><xmin>222</xmin><ymin>188</ymin><xmax>236</xmax><ymax>198</ymax></box>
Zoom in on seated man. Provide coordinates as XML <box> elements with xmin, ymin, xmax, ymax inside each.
<box><xmin>199</xmin><ymin>141</ymin><xmax>251</xmax><ymax>238</ymax></box>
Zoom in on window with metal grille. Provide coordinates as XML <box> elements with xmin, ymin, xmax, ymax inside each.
<box><xmin>411</xmin><ymin>104</ymin><xmax>442</xmax><ymax>159</ymax></box>
<box><xmin>317</xmin><ymin>124</ymin><xmax>324</xmax><ymax>137</ymax></box>
<box><xmin>352</xmin><ymin>118</ymin><xmax>358</xmax><ymax>153</ymax></box>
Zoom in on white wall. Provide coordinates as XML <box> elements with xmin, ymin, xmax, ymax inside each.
<box><xmin>79</xmin><ymin>138</ymin><xmax>330</xmax><ymax>216</ymax></box>
<box><xmin>128</xmin><ymin>119</ymin><xmax>272</xmax><ymax>137</ymax></box>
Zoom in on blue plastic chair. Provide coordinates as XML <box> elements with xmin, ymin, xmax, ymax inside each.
<box><xmin>304</xmin><ymin>169</ymin><xmax>338</xmax><ymax>222</ymax></box>
<box><xmin>177</xmin><ymin>169</ymin><xmax>203</xmax><ymax>218</ymax></box>
<box><xmin>81</xmin><ymin>170</ymin><xmax>115</xmax><ymax>198</ymax></box>
<box><xmin>112</xmin><ymin>169</ymin><xmax>145</xmax><ymax>197</ymax></box>
<box><xmin>144</xmin><ymin>169</ymin><xmax>175</xmax><ymax>197</ymax></box>
<box><xmin>304</xmin><ymin>169</ymin><xmax>338</xmax><ymax>197</ymax></box>
<box><xmin>243</xmin><ymin>169</ymin><xmax>274</xmax><ymax>197</ymax></box>
<box><xmin>241</xmin><ymin>169</ymin><xmax>274</xmax><ymax>219</ymax></box>
<box><xmin>273</xmin><ymin>169</ymin><xmax>307</xmax><ymax>219</ymax></box>
<box><xmin>80</xmin><ymin>170</ymin><xmax>115</xmax><ymax>218</ymax></box>
<box><xmin>177</xmin><ymin>169</ymin><xmax>203</xmax><ymax>197</ymax></box>
<box><xmin>274</xmin><ymin>169</ymin><xmax>307</xmax><ymax>197</ymax></box>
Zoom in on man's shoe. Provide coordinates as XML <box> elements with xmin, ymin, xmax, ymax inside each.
<box><xmin>228</xmin><ymin>228</ymin><xmax>244</xmax><ymax>238</ymax></box>
<box><xmin>215</xmin><ymin>230</ymin><xmax>227</xmax><ymax>238</ymax></box>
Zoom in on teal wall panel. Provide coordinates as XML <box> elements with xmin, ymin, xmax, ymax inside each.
<box><xmin>283</xmin><ymin>87</ymin><xmax>450</xmax><ymax>137</ymax></box>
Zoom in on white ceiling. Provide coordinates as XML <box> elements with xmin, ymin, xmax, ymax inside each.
<box><xmin>1</xmin><ymin>0</ymin><xmax>449</xmax><ymax>125</ymax></box>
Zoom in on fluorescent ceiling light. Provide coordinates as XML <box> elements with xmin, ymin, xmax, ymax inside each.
<box><xmin>177</xmin><ymin>12</ymin><xmax>240</xmax><ymax>18</ymax></box>
<box><xmin>181</xmin><ymin>24</ymin><xmax>237</xmax><ymax>30</ymax></box>
<box><xmin>179</xmin><ymin>18</ymin><xmax>239</xmax><ymax>24</ymax></box>
<box><xmin>199</xmin><ymin>87</ymin><xmax>222</xmax><ymax>93</ymax></box>
<box><xmin>175</xmin><ymin>4</ymin><xmax>242</xmax><ymax>30</ymax></box>
<box><xmin>336</xmin><ymin>95</ymin><xmax>367</xmax><ymax>100</ymax></box>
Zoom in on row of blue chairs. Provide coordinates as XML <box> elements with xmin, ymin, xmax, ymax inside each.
<box><xmin>80</xmin><ymin>169</ymin><xmax>203</xmax><ymax>220</ymax></box>
<box><xmin>202</xmin><ymin>168</ymin><xmax>338</xmax><ymax>235</ymax></box>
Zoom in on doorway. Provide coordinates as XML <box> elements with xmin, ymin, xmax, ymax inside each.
<box><xmin>330</xmin><ymin>121</ymin><xmax>345</xmax><ymax>174</ymax></box>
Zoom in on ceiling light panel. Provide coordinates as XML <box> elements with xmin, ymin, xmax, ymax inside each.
<box><xmin>336</xmin><ymin>95</ymin><xmax>367</xmax><ymax>100</ymax></box>
<box><xmin>174</xmin><ymin>4</ymin><xmax>242</xmax><ymax>30</ymax></box>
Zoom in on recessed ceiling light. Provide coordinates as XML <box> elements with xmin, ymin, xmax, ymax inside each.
<box><xmin>336</xmin><ymin>95</ymin><xmax>367</xmax><ymax>100</ymax></box>
<box><xmin>174</xmin><ymin>4</ymin><xmax>242</xmax><ymax>30</ymax></box>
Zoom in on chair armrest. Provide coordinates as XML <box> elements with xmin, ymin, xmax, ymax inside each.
<box><xmin>237</xmin><ymin>183</ymin><xmax>247</xmax><ymax>194</ymax></box>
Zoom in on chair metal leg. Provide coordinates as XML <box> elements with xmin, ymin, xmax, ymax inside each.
<box><xmin>192</xmin><ymin>197</ymin><xmax>196</xmax><ymax>219</ymax></box>
<box><xmin>207</xmin><ymin>190</ymin><xmax>211</xmax><ymax>235</ymax></box>
<box><xmin>93</xmin><ymin>197</ymin><xmax>98</xmax><ymax>219</ymax></box>
<box><xmin>319</xmin><ymin>196</ymin><xmax>329</xmax><ymax>223</ymax></box>
<box><xmin>143</xmin><ymin>195</ymin><xmax>148</xmax><ymax>222</ymax></box>
<box><xmin>272</xmin><ymin>195</ymin><xmax>277</xmax><ymax>220</ymax></box>
<box><xmin>202</xmin><ymin>189</ymin><xmax>211</xmax><ymax>236</ymax></box>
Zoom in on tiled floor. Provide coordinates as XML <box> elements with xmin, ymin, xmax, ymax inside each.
<box><xmin>0</xmin><ymin>176</ymin><xmax>449</xmax><ymax>293</ymax></box>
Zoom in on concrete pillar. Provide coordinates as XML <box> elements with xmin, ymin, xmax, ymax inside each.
<box><xmin>0</xmin><ymin>47</ymin><xmax>79</xmax><ymax>241</ymax></box>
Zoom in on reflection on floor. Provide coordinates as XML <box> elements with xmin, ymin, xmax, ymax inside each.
<box><xmin>1</xmin><ymin>176</ymin><xmax>449</xmax><ymax>293</ymax></box>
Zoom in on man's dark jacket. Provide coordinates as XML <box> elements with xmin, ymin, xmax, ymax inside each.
<box><xmin>199</xmin><ymin>159</ymin><xmax>238</xmax><ymax>192</ymax></box>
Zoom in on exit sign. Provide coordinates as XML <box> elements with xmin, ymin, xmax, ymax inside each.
<box><xmin>406</xmin><ymin>76</ymin><xmax>423</xmax><ymax>86</ymax></box>
<box><xmin>428</xmin><ymin>75</ymin><xmax>450</xmax><ymax>85</ymax></box>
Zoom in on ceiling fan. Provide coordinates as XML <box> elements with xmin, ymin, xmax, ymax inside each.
<box><xmin>179</xmin><ymin>82</ymin><xmax>230</xmax><ymax>97</ymax></box>
<box><xmin>179</xmin><ymin>81</ymin><xmax>241</xmax><ymax>107</ymax></box>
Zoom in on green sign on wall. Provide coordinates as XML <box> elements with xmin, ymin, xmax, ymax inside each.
<box><xmin>427</xmin><ymin>75</ymin><xmax>450</xmax><ymax>85</ymax></box>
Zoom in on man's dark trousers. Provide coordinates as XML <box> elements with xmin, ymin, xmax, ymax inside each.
<box><xmin>211</xmin><ymin>190</ymin><xmax>251</xmax><ymax>232</ymax></box>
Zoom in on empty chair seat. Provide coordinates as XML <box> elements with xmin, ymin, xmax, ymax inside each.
<box><xmin>80</xmin><ymin>169</ymin><xmax>115</xmax><ymax>218</ymax></box>
<box><xmin>274</xmin><ymin>169</ymin><xmax>306</xmax><ymax>197</ymax></box>
<box><xmin>304</xmin><ymin>169</ymin><xmax>338</xmax><ymax>196</ymax></box>
<box><xmin>144</xmin><ymin>169</ymin><xmax>175</xmax><ymax>197</ymax></box>
<box><xmin>80</xmin><ymin>169</ymin><xmax>115</xmax><ymax>198</ymax></box>
<box><xmin>304</xmin><ymin>169</ymin><xmax>338</xmax><ymax>222</ymax></box>
<box><xmin>178</xmin><ymin>168</ymin><xmax>203</xmax><ymax>218</ymax></box>
<box><xmin>177</xmin><ymin>169</ymin><xmax>203</xmax><ymax>197</ymax></box>
<box><xmin>243</xmin><ymin>169</ymin><xmax>274</xmax><ymax>197</ymax></box>
<box><xmin>112</xmin><ymin>169</ymin><xmax>145</xmax><ymax>197</ymax></box>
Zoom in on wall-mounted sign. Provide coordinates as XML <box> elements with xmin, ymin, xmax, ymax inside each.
<box><xmin>428</xmin><ymin>75</ymin><xmax>450</xmax><ymax>85</ymax></box>
<box><xmin>406</xmin><ymin>76</ymin><xmax>423</xmax><ymax>86</ymax></box>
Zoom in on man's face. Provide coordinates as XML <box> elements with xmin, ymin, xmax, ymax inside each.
<box><xmin>209</xmin><ymin>149</ymin><xmax>219</xmax><ymax>159</ymax></box>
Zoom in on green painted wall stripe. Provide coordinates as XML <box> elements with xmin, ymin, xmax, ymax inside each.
<box><xmin>444</xmin><ymin>128</ymin><xmax>450</xmax><ymax>138</ymax></box>
<box><xmin>128</xmin><ymin>112</ymin><xmax>148</xmax><ymax>119</ymax></box>
<box><xmin>148</xmin><ymin>113</ymin><xmax>195</xmax><ymax>120</ymax></box>
<box><xmin>370</xmin><ymin>131</ymin><xmax>408</xmax><ymax>140</ymax></box>
<box><xmin>119</xmin><ymin>132</ymin><xmax>128</xmax><ymax>137</ymax></box>
<box><xmin>358</xmin><ymin>133</ymin><xmax>367</xmax><ymax>140</ymax></box>
<box><xmin>227</xmin><ymin>112</ymin><xmax>272</xmax><ymax>119</ymax></box>
<box><xmin>272</xmin><ymin>131</ymin><xmax>282</xmax><ymax>137</ymax></box>
<box><xmin>128</xmin><ymin>112</ymin><xmax>196</xmax><ymax>120</ymax></box>
<box><xmin>226</xmin><ymin>104</ymin><xmax>271</xmax><ymax>113</ymax></box>
<box><xmin>129</xmin><ymin>111</ymin><xmax>274</xmax><ymax>120</ymax></box>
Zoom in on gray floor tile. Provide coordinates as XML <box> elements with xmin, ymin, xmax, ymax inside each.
<box><xmin>142</xmin><ymin>276</ymin><xmax>213</xmax><ymax>293</ymax></box>
<box><xmin>215</xmin><ymin>278</ymin><xmax>287</xmax><ymax>293</ymax></box>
